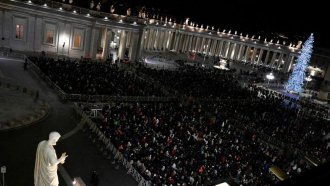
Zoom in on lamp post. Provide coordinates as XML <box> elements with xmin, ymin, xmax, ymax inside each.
<box><xmin>266</xmin><ymin>72</ymin><xmax>275</xmax><ymax>87</ymax></box>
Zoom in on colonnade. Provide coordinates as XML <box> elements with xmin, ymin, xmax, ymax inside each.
<box><xmin>140</xmin><ymin>27</ymin><xmax>297</xmax><ymax>72</ymax></box>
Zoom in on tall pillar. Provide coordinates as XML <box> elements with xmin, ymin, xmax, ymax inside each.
<box><xmin>251</xmin><ymin>48</ymin><xmax>257</xmax><ymax>63</ymax></box>
<box><xmin>205</xmin><ymin>38</ymin><xmax>212</xmax><ymax>55</ymax></box>
<box><xmin>186</xmin><ymin>35</ymin><xmax>192</xmax><ymax>51</ymax></box>
<box><xmin>226</xmin><ymin>42</ymin><xmax>231</xmax><ymax>59</ymax></box>
<box><xmin>174</xmin><ymin>32</ymin><xmax>181</xmax><ymax>51</ymax></box>
<box><xmin>199</xmin><ymin>37</ymin><xmax>205</xmax><ymax>53</ymax></box>
<box><xmin>136</xmin><ymin>28</ymin><xmax>145</xmax><ymax>60</ymax></box>
<box><xmin>161</xmin><ymin>31</ymin><xmax>166</xmax><ymax>50</ymax></box>
<box><xmin>215</xmin><ymin>40</ymin><xmax>222</xmax><ymax>56</ymax></box>
<box><xmin>257</xmin><ymin>49</ymin><xmax>264</xmax><ymax>64</ymax></box>
<box><xmin>220</xmin><ymin>41</ymin><xmax>225</xmax><ymax>57</ymax></box>
<box><xmin>169</xmin><ymin>31</ymin><xmax>176</xmax><ymax>50</ymax></box>
<box><xmin>227</xmin><ymin>42</ymin><xmax>234</xmax><ymax>59</ymax></box>
<box><xmin>103</xmin><ymin>28</ymin><xmax>111</xmax><ymax>60</ymax></box>
<box><xmin>222</xmin><ymin>41</ymin><xmax>229</xmax><ymax>58</ymax></box>
<box><xmin>232</xmin><ymin>43</ymin><xmax>240</xmax><ymax>60</ymax></box>
<box><xmin>118</xmin><ymin>30</ymin><xmax>127</xmax><ymax>60</ymax></box>
<box><xmin>229</xmin><ymin>43</ymin><xmax>237</xmax><ymax>59</ymax></box>
<box><xmin>150</xmin><ymin>29</ymin><xmax>156</xmax><ymax>50</ymax></box>
<box><xmin>157</xmin><ymin>30</ymin><xmax>163</xmax><ymax>50</ymax></box>
<box><xmin>195</xmin><ymin>37</ymin><xmax>200</xmax><ymax>52</ymax></box>
<box><xmin>153</xmin><ymin>29</ymin><xmax>159</xmax><ymax>50</ymax></box>
<box><xmin>210</xmin><ymin>39</ymin><xmax>217</xmax><ymax>56</ymax></box>
<box><xmin>89</xmin><ymin>23</ymin><xmax>97</xmax><ymax>59</ymax></box>
<box><xmin>162</xmin><ymin>31</ymin><xmax>169</xmax><ymax>50</ymax></box>
<box><xmin>243</xmin><ymin>46</ymin><xmax>250</xmax><ymax>61</ymax></box>
<box><xmin>166</xmin><ymin>31</ymin><xmax>171</xmax><ymax>50</ymax></box>
<box><xmin>147</xmin><ymin>29</ymin><xmax>153</xmax><ymax>50</ymax></box>
<box><xmin>264</xmin><ymin>50</ymin><xmax>270</xmax><ymax>65</ymax></box>
<box><xmin>277</xmin><ymin>53</ymin><xmax>284</xmax><ymax>69</ymax></box>
<box><xmin>270</xmin><ymin>52</ymin><xmax>277</xmax><ymax>67</ymax></box>
<box><xmin>178</xmin><ymin>33</ymin><xmax>184</xmax><ymax>52</ymax></box>
<box><xmin>237</xmin><ymin>44</ymin><xmax>244</xmax><ymax>60</ymax></box>
<box><xmin>184</xmin><ymin>34</ymin><xmax>189</xmax><ymax>52</ymax></box>
<box><xmin>192</xmin><ymin>36</ymin><xmax>196</xmax><ymax>51</ymax></box>
<box><xmin>129</xmin><ymin>32</ymin><xmax>139</xmax><ymax>61</ymax></box>
<box><xmin>282</xmin><ymin>54</ymin><xmax>292</xmax><ymax>73</ymax></box>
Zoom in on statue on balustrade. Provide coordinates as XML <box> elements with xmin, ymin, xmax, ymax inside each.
<box><xmin>34</xmin><ymin>132</ymin><xmax>68</xmax><ymax>186</ymax></box>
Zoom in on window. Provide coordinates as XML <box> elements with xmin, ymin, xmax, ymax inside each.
<box><xmin>45</xmin><ymin>29</ymin><xmax>55</xmax><ymax>44</ymax></box>
<box><xmin>15</xmin><ymin>24</ymin><xmax>24</xmax><ymax>40</ymax></box>
<box><xmin>73</xmin><ymin>34</ymin><xmax>81</xmax><ymax>48</ymax></box>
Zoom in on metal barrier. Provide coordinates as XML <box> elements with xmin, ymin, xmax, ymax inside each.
<box><xmin>73</xmin><ymin>103</ymin><xmax>151</xmax><ymax>186</ymax></box>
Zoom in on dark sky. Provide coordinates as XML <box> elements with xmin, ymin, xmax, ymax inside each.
<box><xmin>80</xmin><ymin>0</ymin><xmax>329</xmax><ymax>49</ymax></box>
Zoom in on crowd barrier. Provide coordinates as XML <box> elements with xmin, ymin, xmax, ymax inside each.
<box><xmin>73</xmin><ymin>104</ymin><xmax>152</xmax><ymax>186</ymax></box>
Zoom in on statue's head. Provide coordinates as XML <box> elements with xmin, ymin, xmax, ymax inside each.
<box><xmin>48</xmin><ymin>131</ymin><xmax>61</xmax><ymax>146</ymax></box>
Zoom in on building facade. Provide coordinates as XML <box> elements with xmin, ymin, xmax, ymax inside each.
<box><xmin>0</xmin><ymin>0</ymin><xmax>329</xmax><ymax>98</ymax></box>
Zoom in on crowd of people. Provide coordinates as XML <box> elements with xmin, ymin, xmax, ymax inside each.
<box><xmin>82</xmin><ymin>102</ymin><xmax>310</xmax><ymax>185</ymax></box>
<box><xmin>29</xmin><ymin>57</ymin><xmax>164</xmax><ymax>96</ymax></box>
<box><xmin>30</xmin><ymin>54</ymin><xmax>330</xmax><ymax>185</ymax></box>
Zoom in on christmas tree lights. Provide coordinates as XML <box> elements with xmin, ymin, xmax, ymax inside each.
<box><xmin>285</xmin><ymin>34</ymin><xmax>314</xmax><ymax>94</ymax></box>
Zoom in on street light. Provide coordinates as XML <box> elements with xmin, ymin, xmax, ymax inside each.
<box><xmin>266</xmin><ymin>72</ymin><xmax>275</xmax><ymax>87</ymax></box>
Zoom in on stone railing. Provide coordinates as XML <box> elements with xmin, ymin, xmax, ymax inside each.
<box><xmin>73</xmin><ymin>103</ymin><xmax>151</xmax><ymax>186</ymax></box>
<box><xmin>6</xmin><ymin>0</ymin><xmax>146</xmax><ymax>25</ymax></box>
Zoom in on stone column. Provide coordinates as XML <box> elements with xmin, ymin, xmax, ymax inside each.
<box><xmin>243</xmin><ymin>46</ymin><xmax>250</xmax><ymax>61</ymax></box>
<box><xmin>257</xmin><ymin>49</ymin><xmax>264</xmax><ymax>64</ymax></box>
<box><xmin>277</xmin><ymin>53</ymin><xmax>284</xmax><ymax>69</ymax></box>
<box><xmin>217</xmin><ymin>40</ymin><xmax>224</xmax><ymax>57</ymax></box>
<box><xmin>129</xmin><ymin>32</ymin><xmax>139</xmax><ymax>62</ymax></box>
<box><xmin>103</xmin><ymin>28</ymin><xmax>111</xmax><ymax>61</ymax></box>
<box><xmin>153</xmin><ymin>29</ymin><xmax>159</xmax><ymax>50</ymax></box>
<box><xmin>229</xmin><ymin>43</ymin><xmax>237</xmax><ymax>59</ymax></box>
<box><xmin>237</xmin><ymin>44</ymin><xmax>244</xmax><ymax>60</ymax></box>
<box><xmin>228</xmin><ymin>42</ymin><xmax>234</xmax><ymax>59</ymax></box>
<box><xmin>251</xmin><ymin>48</ymin><xmax>257</xmax><ymax>63</ymax></box>
<box><xmin>136</xmin><ymin>28</ymin><xmax>145</xmax><ymax>60</ymax></box>
<box><xmin>118</xmin><ymin>30</ymin><xmax>127</xmax><ymax>59</ymax></box>
<box><xmin>215</xmin><ymin>40</ymin><xmax>221</xmax><ymax>56</ymax></box>
<box><xmin>232</xmin><ymin>43</ymin><xmax>240</xmax><ymax>60</ymax></box>
<box><xmin>147</xmin><ymin>29</ymin><xmax>153</xmax><ymax>50</ymax></box>
<box><xmin>209</xmin><ymin>39</ymin><xmax>217</xmax><ymax>56</ymax></box>
<box><xmin>195</xmin><ymin>36</ymin><xmax>200</xmax><ymax>52</ymax></box>
<box><xmin>264</xmin><ymin>50</ymin><xmax>271</xmax><ymax>65</ymax></box>
<box><xmin>205</xmin><ymin>38</ymin><xmax>212</xmax><ymax>55</ymax></box>
<box><xmin>282</xmin><ymin>53</ymin><xmax>294</xmax><ymax>73</ymax></box>
<box><xmin>270</xmin><ymin>52</ymin><xmax>277</xmax><ymax>67</ymax></box>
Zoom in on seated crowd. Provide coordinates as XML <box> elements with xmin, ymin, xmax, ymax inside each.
<box><xmin>82</xmin><ymin>102</ymin><xmax>310</xmax><ymax>185</ymax></box>
<box><xmin>29</xmin><ymin>55</ymin><xmax>330</xmax><ymax>185</ymax></box>
<box><xmin>29</xmin><ymin>57</ymin><xmax>163</xmax><ymax>96</ymax></box>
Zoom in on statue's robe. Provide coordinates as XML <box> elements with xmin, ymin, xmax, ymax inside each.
<box><xmin>34</xmin><ymin>140</ymin><xmax>59</xmax><ymax>186</ymax></box>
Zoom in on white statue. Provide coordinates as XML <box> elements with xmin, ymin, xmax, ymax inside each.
<box><xmin>96</xmin><ymin>2</ymin><xmax>101</xmax><ymax>11</ymax></box>
<box><xmin>34</xmin><ymin>132</ymin><xmax>68</xmax><ymax>186</ymax></box>
<box><xmin>90</xmin><ymin>0</ymin><xmax>94</xmax><ymax>9</ymax></box>
<box><xmin>185</xmin><ymin>18</ymin><xmax>189</xmax><ymax>25</ymax></box>
<box><xmin>127</xmin><ymin>8</ymin><xmax>131</xmax><ymax>16</ymax></box>
<box><xmin>110</xmin><ymin>5</ymin><xmax>115</xmax><ymax>14</ymax></box>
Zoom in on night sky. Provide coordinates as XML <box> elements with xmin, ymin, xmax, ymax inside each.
<box><xmin>78</xmin><ymin>0</ymin><xmax>329</xmax><ymax>49</ymax></box>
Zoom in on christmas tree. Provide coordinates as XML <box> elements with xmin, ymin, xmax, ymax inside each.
<box><xmin>285</xmin><ymin>34</ymin><xmax>314</xmax><ymax>94</ymax></box>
